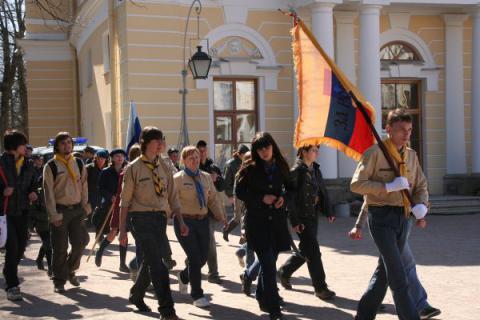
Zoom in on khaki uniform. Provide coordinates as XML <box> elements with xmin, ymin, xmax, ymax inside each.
<box><xmin>351</xmin><ymin>144</ymin><xmax>428</xmax><ymax>207</ymax></box>
<box><xmin>120</xmin><ymin>157</ymin><xmax>180</xmax><ymax>217</ymax></box>
<box><xmin>173</xmin><ymin>170</ymin><xmax>224</xmax><ymax>220</ymax></box>
<box><xmin>43</xmin><ymin>158</ymin><xmax>90</xmax><ymax>223</ymax></box>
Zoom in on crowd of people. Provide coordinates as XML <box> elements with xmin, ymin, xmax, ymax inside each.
<box><xmin>0</xmin><ymin>108</ymin><xmax>441</xmax><ymax>320</ymax></box>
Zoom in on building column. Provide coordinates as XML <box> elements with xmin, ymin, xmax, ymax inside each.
<box><xmin>472</xmin><ymin>8</ymin><xmax>480</xmax><ymax>173</ymax></box>
<box><xmin>335</xmin><ymin>11</ymin><xmax>358</xmax><ymax>178</ymax></box>
<box><xmin>443</xmin><ymin>14</ymin><xmax>468</xmax><ymax>174</ymax></box>
<box><xmin>359</xmin><ymin>5</ymin><xmax>382</xmax><ymax>132</ymax></box>
<box><xmin>311</xmin><ymin>1</ymin><xmax>338</xmax><ymax>179</ymax></box>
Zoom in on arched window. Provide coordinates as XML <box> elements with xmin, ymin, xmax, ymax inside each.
<box><xmin>380</xmin><ymin>41</ymin><xmax>422</xmax><ymax>62</ymax></box>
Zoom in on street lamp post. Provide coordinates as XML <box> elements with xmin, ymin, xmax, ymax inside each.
<box><xmin>178</xmin><ymin>0</ymin><xmax>212</xmax><ymax>149</ymax></box>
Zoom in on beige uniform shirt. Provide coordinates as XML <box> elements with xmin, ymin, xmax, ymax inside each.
<box><xmin>351</xmin><ymin>144</ymin><xmax>428</xmax><ymax>208</ymax></box>
<box><xmin>174</xmin><ymin>170</ymin><xmax>225</xmax><ymax>221</ymax></box>
<box><xmin>43</xmin><ymin>158</ymin><xmax>90</xmax><ymax>223</ymax></box>
<box><xmin>120</xmin><ymin>156</ymin><xmax>180</xmax><ymax>217</ymax></box>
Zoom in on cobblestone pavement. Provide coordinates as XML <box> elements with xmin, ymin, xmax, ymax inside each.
<box><xmin>1</xmin><ymin>214</ymin><xmax>479</xmax><ymax>319</ymax></box>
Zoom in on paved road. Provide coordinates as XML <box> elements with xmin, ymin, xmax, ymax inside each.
<box><xmin>1</xmin><ymin>214</ymin><xmax>479</xmax><ymax>319</ymax></box>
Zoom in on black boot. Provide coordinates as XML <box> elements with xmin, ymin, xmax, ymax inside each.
<box><xmin>119</xmin><ymin>245</ymin><xmax>129</xmax><ymax>273</ymax></box>
<box><xmin>222</xmin><ymin>219</ymin><xmax>239</xmax><ymax>242</ymax></box>
<box><xmin>95</xmin><ymin>238</ymin><xmax>111</xmax><ymax>267</ymax></box>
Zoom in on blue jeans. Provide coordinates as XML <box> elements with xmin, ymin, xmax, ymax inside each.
<box><xmin>237</xmin><ymin>243</ymin><xmax>260</xmax><ymax>280</ymax></box>
<box><xmin>356</xmin><ymin>206</ymin><xmax>419</xmax><ymax>320</ymax></box>
<box><xmin>255</xmin><ymin>247</ymin><xmax>281</xmax><ymax>315</ymax></box>
<box><xmin>174</xmin><ymin>217</ymin><xmax>210</xmax><ymax>300</ymax></box>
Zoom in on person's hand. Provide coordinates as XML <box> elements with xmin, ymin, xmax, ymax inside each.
<box><xmin>327</xmin><ymin>216</ymin><xmax>336</xmax><ymax>223</ymax></box>
<box><xmin>111</xmin><ymin>195</ymin><xmax>116</xmax><ymax>203</ymax></box>
<box><xmin>412</xmin><ymin>204</ymin><xmax>428</xmax><ymax>220</ymax></box>
<box><xmin>28</xmin><ymin>192</ymin><xmax>38</xmax><ymax>202</ymax></box>
<box><xmin>210</xmin><ymin>172</ymin><xmax>218</xmax><ymax>182</ymax></box>
<box><xmin>416</xmin><ymin>218</ymin><xmax>427</xmax><ymax>229</ymax></box>
<box><xmin>385</xmin><ymin>177</ymin><xmax>410</xmax><ymax>193</ymax></box>
<box><xmin>180</xmin><ymin>222</ymin><xmax>189</xmax><ymax>237</ymax></box>
<box><xmin>3</xmin><ymin>187</ymin><xmax>14</xmax><ymax>197</ymax></box>
<box><xmin>292</xmin><ymin>224</ymin><xmax>304</xmax><ymax>233</ymax></box>
<box><xmin>263</xmin><ymin>195</ymin><xmax>277</xmax><ymax>205</ymax></box>
<box><xmin>119</xmin><ymin>230</ymin><xmax>128</xmax><ymax>244</ymax></box>
<box><xmin>274</xmin><ymin>196</ymin><xmax>284</xmax><ymax>209</ymax></box>
<box><xmin>51</xmin><ymin>219</ymin><xmax>63</xmax><ymax>227</ymax></box>
<box><xmin>348</xmin><ymin>227</ymin><xmax>362</xmax><ymax>240</ymax></box>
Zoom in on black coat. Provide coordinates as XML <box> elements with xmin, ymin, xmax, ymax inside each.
<box><xmin>223</xmin><ymin>156</ymin><xmax>242</xmax><ymax>197</ymax></box>
<box><xmin>234</xmin><ymin>162</ymin><xmax>292</xmax><ymax>253</ymax></box>
<box><xmin>86</xmin><ymin>162</ymin><xmax>104</xmax><ymax>207</ymax></box>
<box><xmin>287</xmin><ymin>159</ymin><xmax>333</xmax><ymax>227</ymax></box>
<box><xmin>200</xmin><ymin>158</ymin><xmax>225</xmax><ymax>192</ymax></box>
<box><xmin>98</xmin><ymin>165</ymin><xmax>121</xmax><ymax>208</ymax></box>
<box><xmin>0</xmin><ymin>152</ymin><xmax>36</xmax><ymax>216</ymax></box>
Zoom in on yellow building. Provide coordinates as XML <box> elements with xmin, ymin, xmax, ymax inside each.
<box><xmin>20</xmin><ymin>0</ymin><xmax>480</xmax><ymax>196</ymax></box>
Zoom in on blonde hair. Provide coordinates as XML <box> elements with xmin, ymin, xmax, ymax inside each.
<box><xmin>180</xmin><ymin>146</ymin><xmax>200</xmax><ymax>165</ymax></box>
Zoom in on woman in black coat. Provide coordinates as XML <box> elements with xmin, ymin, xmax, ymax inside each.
<box><xmin>278</xmin><ymin>145</ymin><xmax>336</xmax><ymax>300</ymax></box>
<box><xmin>234</xmin><ymin>132</ymin><xmax>292</xmax><ymax>320</ymax></box>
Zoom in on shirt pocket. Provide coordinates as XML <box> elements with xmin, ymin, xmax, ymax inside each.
<box><xmin>376</xmin><ymin>168</ymin><xmax>395</xmax><ymax>182</ymax></box>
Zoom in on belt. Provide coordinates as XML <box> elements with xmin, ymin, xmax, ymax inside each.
<box><xmin>130</xmin><ymin>211</ymin><xmax>166</xmax><ymax>217</ymax></box>
<box><xmin>182</xmin><ymin>214</ymin><xmax>207</xmax><ymax>220</ymax></box>
<box><xmin>56</xmin><ymin>203</ymin><xmax>81</xmax><ymax>210</ymax></box>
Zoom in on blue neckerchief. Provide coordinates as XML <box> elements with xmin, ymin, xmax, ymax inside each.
<box><xmin>184</xmin><ymin>167</ymin><xmax>206</xmax><ymax>209</ymax></box>
<box><xmin>264</xmin><ymin>161</ymin><xmax>277</xmax><ymax>183</ymax></box>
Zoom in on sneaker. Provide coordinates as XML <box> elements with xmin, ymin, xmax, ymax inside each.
<box><xmin>177</xmin><ymin>272</ymin><xmax>188</xmax><ymax>294</ymax></box>
<box><xmin>235</xmin><ymin>252</ymin><xmax>245</xmax><ymax>268</ymax></box>
<box><xmin>54</xmin><ymin>284</ymin><xmax>65</xmax><ymax>293</ymax></box>
<box><xmin>240</xmin><ymin>272</ymin><xmax>252</xmax><ymax>296</ymax></box>
<box><xmin>207</xmin><ymin>274</ymin><xmax>223</xmax><ymax>284</ymax></box>
<box><xmin>119</xmin><ymin>264</ymin><xmax>130</xmax><ymax>273</ymax></box>
<box><xmin>277</xmin><ymin>269</ymin><xmax>292</xmax><ymax>290</ymax></box>
<box><xmin>315</xmin><ymin>287</ymin><xmax>336</xmax><ymax>300</ymax></box>
<box><xmin>129</xmin><ymin>294</ymin><xmax>151</xmax><ymax>312</ymax></box>
<box><xmin>193</xmin><ymin>297</ymin><xmax>210</xmax><ymax>308</ymax></box>
<box><xmin>420</xmin><ymin>305</ymin><xmax>441</xmax><ymax>319</ymax></box>
<box><xmin>6</xmin><ymin>287</ymin><xmax>23</xmax><ymax>301</ymax></box>
<box><xmin>68</xmin><ymin>274</ymin><xmax>80</xmax><ymax>287</ymax></box>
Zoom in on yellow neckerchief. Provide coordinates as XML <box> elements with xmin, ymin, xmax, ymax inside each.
<box><xmin>15</xmin><ymin>156</ymin><xmax>25</xmax><ymax>176</ymax></box>
<box><xmin>54</xmin><ymin>154</ymin><xmax>77</xmax><ymax>182</ymax></box>
<box><xmin>140</xmin><ymin>155</ymin><xmax>165</xmax><ymax>197</ymax></box>
<box><xmin>383</xmin><ymin>137</ymin><xmax>410</xmax><ymax>217</ymax></box>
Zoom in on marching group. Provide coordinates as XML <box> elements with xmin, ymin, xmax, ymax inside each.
<box><xmin>0</xmin><ymin>108</ymin><xmax>441</xmax><ymax>320</ymax></box>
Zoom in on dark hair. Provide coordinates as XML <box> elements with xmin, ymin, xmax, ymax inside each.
<box><xmin>296</xmin><ymin>145</ymin><xmax>316</xmax><ymax>159</ymax></box>
<box><xmin>244</xmin><ymin>132</ymin><xmax>290</xmax><ymax>178</ymax></box>
<box><xmin>3</xmin><ymin>129</ymin><xmax>28</xmax><ymax>151</ymax></box>
<box><xmin>84</xmin><ymin>146</ymin><xmax>95</xmax><ymax>154</ymax></box>
<box><xmin>139</xmin><ymin>126</ymin><xmax>164</xmax><ymax>153</ymax></box>
<box><xmin>167</xmin><ymin>147</ymin><xmax>179</xmax><ymax>156</ymax></box>
<box><xmin>128</xmin><ymin>143</ymin><xmax>141</xmax><ymax>160</ymax></box>
<box><xmin>196</xmin><ymin>140</ymin><xmax>207</xmax><ymax>148</ymax></box>
<box><xmin>53</xmin><ymin>132</ymin><xmax>74</xmax><ymax>153</ymax></box>
<box><xmin>386</xmin><ymin>108</ymin><xmax>412</xmax><ymax>126</ymax></box>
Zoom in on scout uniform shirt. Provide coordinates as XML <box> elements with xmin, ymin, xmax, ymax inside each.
<box><xmin>351</xmin><ymin>144</ymin><xmax>428</xmax><ymax>207</ymax></box>
<box><xmin>43</xmin><ymin>157</ymin><xmax>90</xmax><ymax>223</ymax></box>
<box><xmin>120</xmin><ymin>156</ymin><xmax>180</xmax><ymax>217</ymax></box>
<box><xmin>174</xmin><ymin>170</ymin><xmax>224</xmax><ymax>220</ymax></box>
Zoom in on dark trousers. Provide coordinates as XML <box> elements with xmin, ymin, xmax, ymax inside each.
<box><xmin>174</xmin><ymin>217</ymin><xmax>210</xmax><ymax>300</ymax></box>
<box><xmin>356</xmin><ymin>206</ymin><xmax>419</xmax><ymax>320</ymax></box>
<box><xmin>207</xmin><ymin>216</ymin><xmax>218</xmax><ymax>277</ymax></box>
<box><xmin>129</xmin><ymin>212</ymin><xmax>175</xmax><ymax>317</ymax></box>
<box><xmin>38</xmin><ymin>230</ymin><xmax>52</xmax><ymax>270</ymax></box>
<box><xmin>255</xmin><ymin>247</ymin><xmax>281</xmax><ymax>316</ymax></box>
<box><xmin>50</xmin><ymin>206</ymin><xmax>89</xmax><ymax>286</ymax></box>
<box><xmin>280</xmin><ymin>217</ymin><xmax>327</xmax><ymax>292</ymax></box>
<box><xmin>3</xmin><ymin>213</ymin><xmax>29</xmax><ymax>290</ymax></box>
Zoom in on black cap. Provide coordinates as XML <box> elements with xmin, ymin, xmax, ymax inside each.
<box><xmin>238</xmin><ymin>144</ymin><xmax>249</xmax><ymax>154</ymax></box>
<box><xmin>110</xmin><ymin>148</ymin><xmax>127</xmax><ymax>157</ymax></box>
<box><xmin>167</xmin><ymin>147</ymin><xmax>179</xmax><ymax>155</ymax></box>
<box><xmin>84</xmin><ymin>146</ymin><xmax>96</xmax><ymax>153</ymax></box>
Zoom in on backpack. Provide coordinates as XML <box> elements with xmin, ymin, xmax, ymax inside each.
<box><xmin>47</xmin><ymin>157</ymin><xmax>84</xmax><ymax>181</ymax></box>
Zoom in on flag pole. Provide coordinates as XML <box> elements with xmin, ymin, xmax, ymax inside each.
<box><xmin>349</xmin><ymin>91</ymin><xmax>415</xmax><ymax>207</ymax></box>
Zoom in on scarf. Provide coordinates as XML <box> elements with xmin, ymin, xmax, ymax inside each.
<box><xmin>15</xmin><ymin>156</ymin><xmax>24</xmax><ymax>176</ymax></box>
<box><xmin>384</xmin><ymin>137</ymin><xmax>410</xmax><ymax>217</ymax></box>
<box><xmin>184</xmin><ymin>167</ymin><xmax>206</xmax><ymax>209</ymax></box>
<box><xmin>54</xmin><ymin>154</ymin><xmax>77</xmax><ymax>182</ymax></box>
<box><xmin>264</xmin><ymin>161</ymin><xmax>277</xmax><ymax>183</ymax></box>
<box><xmin>140</xmin><ymin>155</ymin><xmax>165</xmax><ymax>197</ymax></box>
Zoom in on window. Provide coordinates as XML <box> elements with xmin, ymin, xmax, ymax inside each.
<box><xmin>381</xmin><ymin>80</ymin><xmax>422</xmax><ymax>164</ymax></box>
<box><xmin>86</xmin><ymin>49</ymin><xmax>93</xmax><ymax>87</ymax></box>
<box><xmin>380</xmin><ymin>41</ymin><xmax>422</xmax><ymax>62</ymax></box>
<box><xmin>213</xmin><ymin>78</ymin><xmax>257</xmax><ymax>168</ymax></box>
<box><xmin>102</xmin><ymin>33</ymin><xmax>110</xmax><ymax>74</ymax></box>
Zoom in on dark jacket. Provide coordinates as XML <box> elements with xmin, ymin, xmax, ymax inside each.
<box><xmin>234</xmin><ymin>162</ymin><xmax>292</xmax><ymax>253</ymax></box>
<box><xmin>200</xmin><ymin>158</ymin><xmax>225</xmax><ymax>192</ymax></box>
<box><xmin>86</xmin><ymin>161</ymin><xmax>104</xmax><ymax>208</ymax></box>
<box><xmin>288</xmin><ymin>159</ymin><xmax>333</xmax><ymax>227</ymax></box>
<box><xmin>224</xmin><ymin>156</ymin><xmax>242</xmax><ymax>197</ymax></box>
<box><xmin>98</xmin><ymin>165</ymin><xmax>122</xmax><ymax>209</ymax></box>
<box><xmin>0</xmin><ymin>152</ymin><xmax>36</xmax><ymax>216</ymax></box>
